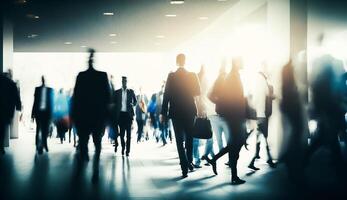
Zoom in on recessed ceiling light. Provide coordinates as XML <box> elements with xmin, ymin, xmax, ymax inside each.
<box><xmin>110</xmin><ymin>41</ymin><xmax>117</xmax><ymax>44</ymax></box>
<box><xmin>165</xmin><ymin>14</ymin><xmax>177</xmax><ymax>17</ymax></box>
<box><xmin>217</xmin><ymin>0</ymin><xmax>228</xmax><ymax>2</ymax></box>
<box><xmin>156</xmin><ymin>35</ymin><xmax>165</xmax><ymax>39</ymax></box>
<box><xmin>109</xmin><ymin>33</ymin><xmax>117</xmax><ymax>37</ymax></box>
<box><xmin>198</xmin><ymin>17</ymin><xmax>209</xmax><ymax>20</ymax></box>
<box><xmin>103</xmin><ymin>12</ymin><xmax>114</xmax><ymax>16</ymax></box>
<box><xmin>170</xmin><ymin>0</ymin><xmax>184</xmax><ymax>4</ymax></box>
<box><xmin>15</xmin><ymin>0</ymin><xmax>27</xmax><ymax>5</ymax></box>
<box><xmin>80</xmin><ymin>45</ymin><xmax>87</xmax><ymax>48</ymax></box>
<box><xmin>64</xmin><ymin>42</ymin><xmax>72</xmax><ymax>45</ymax></box>
<box><xmin>26</xmin><ymin>14</ymin><xmax>39</xmax><ymax>19</ymax></box>
<box><xmin>27</xmin><ymin>34</ymin><xmax>38</xmax><ymax>38</ymax></box>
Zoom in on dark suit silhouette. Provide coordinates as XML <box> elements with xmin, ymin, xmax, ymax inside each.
<box><xmin>113</xmin><ymin>87</ymin><xmax>137</xmax><ymax>156</ymax></box>
<box><xmin>0</xmin><ymin>74</ymin><xmax>21</xmax><ymax>154</ymax></box>
<box><xmin>162</xmin><ymin>66</ymin><xmax>200</xmax><ymax>177</ymax></box>
<box><xmin>71</xmin><ymin>51</ymin><xmax>110</xmax><ymax>160</ymax></box>
<box><xmin>206</xmin><ymin>59</ymin><xmax>247</xmax><ymax>185</ymax></box>
<box><xmin>31</xmin><ymin>84</ymin><xmax>53</xmax><ymax>153</ymax></box>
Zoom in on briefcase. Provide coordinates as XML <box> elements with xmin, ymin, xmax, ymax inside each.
<box><xmin>192</xmin><ymin>117</ymin><xmax>213</xmax><ymax>139</ymax></box>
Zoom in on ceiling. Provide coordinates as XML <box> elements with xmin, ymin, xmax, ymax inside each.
<box><xmin>9</xmin><ymin>0</ymin><xmax>239</xmax><ymax>52</ymax></box>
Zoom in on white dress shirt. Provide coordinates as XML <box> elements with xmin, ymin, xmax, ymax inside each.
<box><xmin>121</xmin><ymin>88</ymin><xmax>127</xmax><ymax>112</ymax></box>
<box><xmin>39</xmin><ymin>87</ymin><xmax>47</xmax><ymax>111</ymax></box>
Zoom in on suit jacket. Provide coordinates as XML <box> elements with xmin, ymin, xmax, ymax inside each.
<box><xmin>0</xmin><ymin>74</ymin><xmax>21</xmax><ymax>124</ymax></box>
<box><xmin>209</xmin><ymin>72</ymin><xmax>226</xmax><ymax>115</ymax></box>
<box><xmin>161</xmin><ymin>67</ymin><xmax>200</xmax><ymax>119</ymax></box>
<box><xmin>219</xmin><ymin>71</ymin><xmax>246</xmax><ymax>121</ymax></box>
<box><xmin>113</xmin><ymin>88</ymin><xmax>137</xmax><ymax>120</ymax></box>
<box><xmin>71</xmin><ymin>68</ymin><xmax>110</xmax><ymax>128</ymax></box>
<box><xmin>31</xmin><ymin>86</ymin><xmax>53</xmax><ymax>120</ymax></box>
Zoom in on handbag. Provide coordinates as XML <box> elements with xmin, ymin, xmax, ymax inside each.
<box><xmin>192</xmin><ymin>117</ymin><xmax>213</xmax><ymax>139</ymax></box>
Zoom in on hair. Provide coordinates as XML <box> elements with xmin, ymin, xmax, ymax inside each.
<box><xmin>88</xmin><ymin>48</ymin><xmax>95</xmax><ymax>68</ymax></box>
<box><xmin>176</xmin><ymin>53</ymin><xmax>186</xmax><ymax>67</ymax></box>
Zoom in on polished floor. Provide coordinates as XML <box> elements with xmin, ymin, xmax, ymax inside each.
<box><xmin>1</xmin><ymin>126</ymin><xmax>347</xmax><ymax>200</ymax></box>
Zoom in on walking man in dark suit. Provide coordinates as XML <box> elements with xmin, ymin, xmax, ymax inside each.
<box><xmin>31</xmin><ymin>76</ymin><xmax>53</xmax><ymax>154</ymax></box>
<box><xmin>0</xmin><ymin>72</ymin><xmax>22</xmax><ymax>155</ymax></box>
<box><xmin>113</xmin><ymin>76</ymin><xmax>137</xmax><ymax>156</ymax></box>
<box><xmin>161</xmin><ymin>53</ymin><xmax>201</xmax><ymax>178</ymax></box>
<box><xmin>71</xmin><ymin>49</ymin><xmax>111</xmax><ymax>161</ymax></box>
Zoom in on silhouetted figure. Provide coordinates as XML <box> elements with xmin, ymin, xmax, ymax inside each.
<box><xmin>280</xmin><ymin>60</ymin><xmax>307</xmax><ymax>185</ymax></box>
<box><xmin>108</xmin><ymin>75</ymin><xmax>118</xmax><ymax>143</ymax></box>
<box><xmin>31</xmin><ymin>76</ymin><xmax>53</xmax><ymax>154</ymax></box>
<box><xmin>113</xmin><ymin>76</ymin><xmax>137</xmax><ymax>156</ymax></box>
<box><xmin>248</xmin><ymin>65</ymin><xmax>276</xmax><ymax>170</ymax></box>
<box><xmin>53</xmin><ymin>88</ymin><xmax>70</xmax><ymax>144</ymax></box>
<box><xmin>135</xmin><ymin>88</ymin><xmax>148</xmax><ymax>143</ymax></box>
<box><xmin>71</xmin><ymin>49</ymin><xmax>111</xmax><ymax>161</ymax></box>
<box><xmin>306</xmin><ymin>54</ymin><xmax>346</xmax><ymax>175</ymax></box>
<box><xmin>156</xmin><ymin>82</ymin><xmax>168</xmax><ymax>145</ymax></box>
<box><xmin>206</xmin><ymin>57</ymin><xmax>247</xmax><ymax>185</ymax></box>
<box><xmin>161</xmin><ymin>53</ymin><xmax>201</xmax><ymax>178</ymax></box>
<box><xmin>0</xmin><ymin>73</ymin><xmax>21</xmax><ymax>154</ymax></box>
<box><xmin>206</xmin><ymin>64</ymin><xmax>230</xmax><ymax>165</ymax></box>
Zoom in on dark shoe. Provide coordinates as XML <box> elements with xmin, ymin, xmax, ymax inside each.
<box><xmin>182</xmin><ymin>173</ymin><xmax>188</xmax><ymax>178</ymax></box>
<box><xmin>193</xmin><ymin>164</ymin><xmax>202</xmax><ymax>169</ymax></box>
<box><xmin>248</xmin><ymin>164</ymin><xmax>260</xmax><ymax>170</ymax></box>
<box><xmin>44</xmin><ymin>146</ymin><xmax>49</xmax><ymax>152</ymax></box>
<box><xmin>231</xmin><ymin>177</ymin><xmax>246</xmax><ymax>185</ymax></box>
<box><xmin>267</xmin><ymin>160</ymin><xmax>276</xmax><ymax>168</ymax></box>
<box><xmin>126</xmin><ymin>153</ymin><xmax>129</xmax><ymax>157</ymax></box>
<box><xmin>225</xmin><ymin>162</ymin><xmax>231</xmax><ymax>167</ymax></box>
<box><xmin>204</xmin><ymin>162</ymin><xmax>210</xmax><ymax>166</ymax></box>
<box><xmin>188</xmin><ymin>163</ymin><xmax>194</xmax><ymax>172</ymax></box>
<box><xmin>201</xmin><ymin>155</ymin><xmax>207</xmax><ymax>160</ymax></box>
<box><xmin>205</xmin><ymin>157</ymin><xmax>217</xmax><ymax>175</ymax></box>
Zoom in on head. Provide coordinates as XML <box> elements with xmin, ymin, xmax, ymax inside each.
<box><xmin>231</xmin><ymin>56</ymin><xmax>243</xmax><ymax>72</ymax></box>
<box><xmin>59</xmin><ymin>88</ymin><xmax>64</xmax><ymax>94</ymax></box>
<box><xmin>176</xmin><ymin>53</ymin><xmax>186</xmax><ymax>68</ymax></box>
<box><xmin>7</xmin><ymin>69</ymin><xmax>13</xmax><ymax>79</ymax></box>
<box><xmin>199</xmin><ymin>65</ymin><xmax>205</xmax><ymax>74</ymax></box>
<box><xmin>122</xmin><ymin>76</ymin><xmax>127</xmax><ymax>89</ymax></box>
<box><xmin>41</xmin><ymin>76</ymin><xmax>46</xmax><ymax>86</ymax></box>
<box><xmin>88</xmin><ymin>48</ymin><xmax>95</xmax><ymax>69</ymax></box>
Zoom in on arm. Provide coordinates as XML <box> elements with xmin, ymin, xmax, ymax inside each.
<box><xmin>31</xmin><ymin>89</ymin><xmax>37</xmax><ymax>120</ymax></box>
<box><xmin>132</xmin><ymin>90</ymin><xmax>137</xmax><ymax>106</ymax></box>
<box><xmin>13</xmin><ymin>83</ymin><xmax>22</xmax><ymax>111</ymax></box>
<box><xmin>161</xmin><ymin>73</ymin><xmax>172</xmax><ymax>118</ymax></box>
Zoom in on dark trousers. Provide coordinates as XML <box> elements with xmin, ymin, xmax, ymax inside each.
<box><xmin>172</xmin><ymin>118</ymin><xmax>194</xmax><ymax>174</ymax></box>
<box><xmin>76</xmin><ymin>126</ymin><xmax>105</xmax><ymax>157</ymax></box>
<box><xmin>35</xmin><ymin>117</ymin><xmax>50</xmax><ymax>151</ymax></box>
<box><xmin>136</xmin><ymin>119</ymin><xmax>144</xmax><ymax>142</ymax></box>
<box><xmin>119</xmin><ymin>112</ymin><xmax>132</xmax><ymax>154</ymax></box>
<box><xmin>213</xmin><ymin>119</ymin><xmax>245</xmax><ymax>180</ymax></box>
<box><xmin>249</xmin><ymin>117</ymin><xmax>273</xmax><ymax>166</ymax></box>
<box><xmin>0</xmin><ymin>121</ymin><xmax>7</xmax><ymax>151</ymax></box>
<box><xmin>160</xmin><ymin>120</ymin><xmax>169</xmax><ymax>145</ymax></box>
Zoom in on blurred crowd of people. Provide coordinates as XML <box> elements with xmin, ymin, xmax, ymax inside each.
<box><xmin>1</xmin><ymin>46</ymin><xmax>347</xmax><ymax>185</ymax></box>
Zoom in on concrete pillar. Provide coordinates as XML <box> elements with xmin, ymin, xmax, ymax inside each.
<box><xmin>266</xmin><ymin>0</ymin><xmax>291</xmax><ymax>159</ymax></box>
<box><xmin>290</xmin><ymin>0</ymin><xmax>308</xmax><ymax>103</ymax></box>
<box><xmin>1</xmin><ymin>1</ymin><xmax>16</xmax><ymax>145</ymax></box>
<box><xmin>266</xmin><ymin>0</ymin><xmax>308</xmax><ymax>159</ymax></box>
